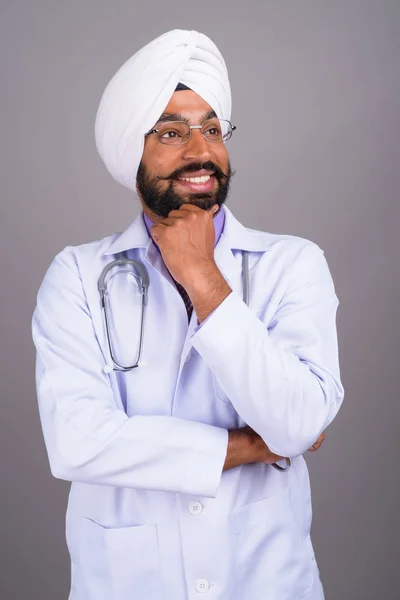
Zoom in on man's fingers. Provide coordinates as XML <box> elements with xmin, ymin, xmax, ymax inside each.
<box><xmin>307</xmin><ymin>432</ymin><xmax>326</xmax><ymax>452</ymax></box>
<box><xmin>309</xmin><ymin>442</ymin><xmax>321</xmax><ymax>451</ymax></box>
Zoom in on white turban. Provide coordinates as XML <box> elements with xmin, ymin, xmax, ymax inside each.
<box><xmin>95</xmin><ymin>29</ymin><xmax>231</xmax><ymax>193</ymax></box>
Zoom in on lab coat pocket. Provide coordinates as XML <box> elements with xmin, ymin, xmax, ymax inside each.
<box><xmin>231</xmin><ymin>487</ymin><xmax>313</xmax><ymax>600</ymax></box>
<box><xmin>76</xmin><ymin>517</ymin><xmax>163</xmax><ymax>600</ymax></box>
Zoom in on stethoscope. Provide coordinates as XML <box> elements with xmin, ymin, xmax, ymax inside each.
<box><xmin>97</xmin><ymin>250</ymin><xmax>291</xmax><ymax>472</ymax></box>
<box><xmin>98</xmin><ymin>251</ymin><xmax>249</xmax><ymax>373</ymax></box>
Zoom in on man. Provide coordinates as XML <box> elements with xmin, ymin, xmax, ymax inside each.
<box><xmin>32</xmin><ymin>29</ymin><xmax>343</xmax><ymax>600</ymax></box>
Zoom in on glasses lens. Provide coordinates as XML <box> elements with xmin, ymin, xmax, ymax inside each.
<box><xmin>202</xmin><ymin>119</ymin><xmax>232</xmax><ymax>142</ymax></box>
<box><xmin>156</xmin><ymin>121</ymin><xmax>190</xmax><ymax>145</ymax></box>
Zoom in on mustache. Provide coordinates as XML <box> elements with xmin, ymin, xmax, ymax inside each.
<box><xmin>156</xmin><ymin>161</ymin><xmax>230</xmax><ymax>181</ymax></box>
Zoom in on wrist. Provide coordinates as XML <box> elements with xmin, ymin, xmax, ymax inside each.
<box><xmin>223</xmin><ymin>430</ymin><xmax>251</xmax><ymax>471</ymax></box>
<box><xmin>181</xmin><ymin>260</ymin><xmax>220</xmax><ymax>293</ymax></box>
<box><xmin>187</xmin><ymin>269</ymin><xmax>231</xmax><ymax>314</ymax></box>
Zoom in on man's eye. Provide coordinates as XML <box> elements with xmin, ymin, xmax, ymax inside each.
<box><xmin>160</xmin><ymin>130</ymin><xmax>181</xmax><ymax>138</ymax></box>
<box><xmin>204</xmin><ymin>127</ymin><xmax>221</xmax><ymax>136</ymax></box>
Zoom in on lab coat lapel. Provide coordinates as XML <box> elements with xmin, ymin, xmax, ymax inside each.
<box><xmin>214</xmin><ymin>234</ymin><xmax>244</xmax><ymax>298</ymax></box>
<box><xmin>177</xmin><ymin>309</ymin><xmax>199</xmax><ymax>371</ymax></box>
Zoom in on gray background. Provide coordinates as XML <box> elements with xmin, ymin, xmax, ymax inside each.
<box><xmin>1</xmin><ymin>1</ymin><xmax>398</xmax><ymax>598</ymax></box>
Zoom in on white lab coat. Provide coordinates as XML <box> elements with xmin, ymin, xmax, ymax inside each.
<box><xmin>32</xmin><ymin>206</ymin><xmax>344</xmax><ymax>600</ymax></box>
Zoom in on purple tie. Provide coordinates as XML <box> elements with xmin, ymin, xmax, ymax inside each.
<box><xmin>173</xmin><ymin>279</ymin><xmax>193</xmax><ymax>322</ymax></box>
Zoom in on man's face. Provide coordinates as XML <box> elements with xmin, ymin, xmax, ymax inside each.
<box><xmin>136</xmin><ymin>90</ymin><xmax>233</xmax><ymax>219</ymax></box>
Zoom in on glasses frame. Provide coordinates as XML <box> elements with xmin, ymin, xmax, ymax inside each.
<box><xmin>145</xmin><ymin>118</ymin><xmax>237</xmax><ymax>145</ymax></box>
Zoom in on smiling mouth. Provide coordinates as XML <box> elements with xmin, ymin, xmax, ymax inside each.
<box><xmin>174</xmin><ymin>174</ymin><xmax>216</xmax><ymax>192</ymax></box>
<box><xmin>178</xmin><ymin>175</ymin><xmax>212</xmax><ymax>184</ymax></box>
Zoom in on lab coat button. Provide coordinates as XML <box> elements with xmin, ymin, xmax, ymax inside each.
<box><xmin>189</xmin><ymin>501</ymin><xmax>203</xmax><ymax>515</ymax></box>
<box><xmin>195</xmin><ymin>579</ymin><xmax>210</xmax><ymax>593</ymax></box>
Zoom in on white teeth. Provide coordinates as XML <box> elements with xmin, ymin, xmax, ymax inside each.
<box><xmin>179</xmin><ymin>175</ymin><xmax>211</xmax><ymax>184</ymax></box>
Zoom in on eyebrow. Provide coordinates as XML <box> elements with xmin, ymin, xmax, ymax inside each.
<box><xmin>156</xmin><ymin>109</ymin><xmax>217</xmax><ymax>124</ymax></box>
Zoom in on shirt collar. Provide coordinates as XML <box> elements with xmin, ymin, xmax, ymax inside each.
<box><xmin>103</xmin><ymin>204</ymin><xmax>273</xmax><ymax>256</ymax></box>
<box><xmin>142</xmin><ymin>205</ymin><xmax>225</xmax><ymax>253</ymax></box>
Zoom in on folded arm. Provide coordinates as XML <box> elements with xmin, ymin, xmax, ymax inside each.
<box><xmin>32</xmin><ymin>248</ymin><xmax>229</xmax><ymax>498</ymax></box>
<box><xmin>191</xmin><ymin>242</ymin><xmax>344</xmax><ymax>458</ymax></box>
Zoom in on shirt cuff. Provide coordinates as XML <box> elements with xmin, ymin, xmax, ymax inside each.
<box><xmin>194</xmin><ymin>306</ymin><xmax>218</xmax><ymax>333</ymax></box>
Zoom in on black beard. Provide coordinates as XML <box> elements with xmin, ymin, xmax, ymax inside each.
<box><xmin>136</xmin><ymin>159</ymin><xmax>233</xmax><ymax>219</ymax></box>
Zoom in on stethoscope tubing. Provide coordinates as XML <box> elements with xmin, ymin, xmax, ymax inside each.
<box><xmin>98</xmin><ymin>258</ymin><xmax>149</xmax><ymax>372</ymax></box>
<box><xmin>98</xmin><ymin>252</ymin><xmax>249</xmax><ymax>372</ymax></box>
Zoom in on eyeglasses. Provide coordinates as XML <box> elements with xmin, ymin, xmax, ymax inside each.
<box><xmin>145</xmin><ymin>118</ymin><xmax>236</xmax><ymax>145</ymax></box>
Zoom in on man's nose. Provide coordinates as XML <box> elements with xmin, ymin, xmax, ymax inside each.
<box><xmin>181</xmin><ymin>128</ymin><xmax>213</xmax><ymax>161</ymax></box>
